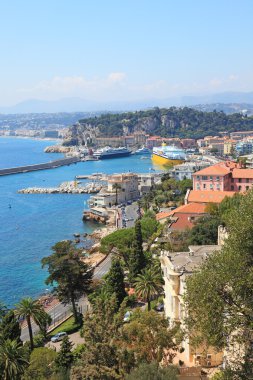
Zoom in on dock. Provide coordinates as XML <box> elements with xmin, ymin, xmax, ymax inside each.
<box><xmin>0</xmin><ymin>157</ymin><xmax>81</xmax><ymax>176</ymax></box>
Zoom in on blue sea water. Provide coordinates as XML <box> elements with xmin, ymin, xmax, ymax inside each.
<box><xmin>0</xmin><ymin>137</ymin><xmax>160</xmax><ymax>307</ymax></box>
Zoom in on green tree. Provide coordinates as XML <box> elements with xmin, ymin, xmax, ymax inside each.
<box><xmin>112</xmin><ymin>183</ymin><xmax>121</xmax><ymax>205</ymax></box>
<box><xmin>0</xmin><ymin>309</ymin><xmax>21</xmax><ymax>343</ymax></box>
<box><xmin>0</xmin><ymin>339</ymin><xmax>29</xmax><ymax>380</ymax></box>
<box><xmin>188</xmin><ymin>215</ymin><xmax>220</xmax><ymax>245</ymax></box>
<box><xmin>134</xmin><ymin>267</ymin><xmax>164</xmax><ymax>311</ymax></box>
<box><xmin>185</xmin><ymin>190</ymin><xmax>253</xmax><ymax>376</ymax></box>
<box><xmin>129</xmin><ymin>221</ymin><xmax>146</xmax><ymax>283</ymax></box>
<box><xmin>71</xmin><ymin>296</ymin><xmax>121</xmax><ymax>379</ymax></box>
<box><xmin>119</xmin><ymin>309</ymin><xmax>179</xmax><ymax>365</ymax></box>
<box><xmin>55</xmin><ymin>336</ymin><xmax>74</xmax><ymax>370</ymax></box>
<box><xmin>106</xmin><ymin>259</ymin><xmax>126</xmax><ymax>308</ymax></box>
<box><xmin>126</xmin><ymin>362</ymin><xmax>179</xmax><ymax>380</ymax></box>
<box><xmin>23</xmin><ymin>347</ymin><xmax>57</xmax><ymax>380</ymax></box>
<box><xmin>42</xmin><ymin>240</ymin><xmax>93</xmax><ymax>323</ymax></box>
<box><xmin>15</xmin><ymin>297</ymin><xmax>49</xmax><ymax>350</ymax></box>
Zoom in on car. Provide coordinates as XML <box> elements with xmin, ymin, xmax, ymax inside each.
<box><xmin>123</xmin><ymin>311</ymin><xmax>132</xmax><ymax>322</ymax></box>
<box><xmin>155</xmin><ymin>303</ymin><xmax>164</xmax><ymax>312</ymax></box>
<box><xmin>51</xmin><ymin>332</ymin><xmax>67</xmax><ymax>342</ymax></box>
<box><xmin>127</xmin><ymin>200</ymin><xmax>132</xmax><ymax>205</ymax></box>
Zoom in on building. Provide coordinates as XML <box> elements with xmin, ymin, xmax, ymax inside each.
<box><xmin>160</xmin><ymin>245</ymin><xmax>223</xmax><ymax>367</ymax></box>
<box><xmin>192</xmin><ymin>161</ymin><xmax>253</xmax><ymax>193</ymax></box>
<box><xmin>169</xmin><ymin>162</ymin><xmax>210</xmax><ymax>181</ymax></box>
<box><xmin>230</xmin><ymin>131</ymin><xmax>253</xmax><ymax>140</ymax></box>
<box><xmin>235</xmin><ymin>140</ymin><xmax>253</xmax><ymax>156</ymax></box>
<box><xmin>156</xmin><ymin>203</ymin><xmax>207</xmax><ymax>230</ymax></box>
<box><xmin>138</xmin><ymin>173</ymin><xmax>156</xmax><ymax>195</ymax></box>
<box><xmin>185</xmin><ymin>189</ymin><xmax>236</xmax><ymax>205</ymax></box>
<box><xmin>224</xmin><ymin>140</ymin><xmax>236</xmax><ymax>155</ymax></box>
<box><xmin>88</xmin><ymin>173</ymin><xmax>139</xmax><ymax>207</ymax></box>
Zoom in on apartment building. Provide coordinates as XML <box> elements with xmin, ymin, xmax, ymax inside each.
<box><xmin>160</xmin><ymin>246</ymin><xmax>223</xmax><ymax>367</ymax></box>
<box><xmin>88</xmin><ymin>173</ymin><xmax>139</xmax><ymax>207</ymax></box>
<box><xmin>169</xmin><ymin>161</ymin><xmax>209</xmax><ymax>181</ymax></box>
<box><xmin>192</xmin><ymin>161</ymin><xmax>253</xmax><ymax>193</ymax></box>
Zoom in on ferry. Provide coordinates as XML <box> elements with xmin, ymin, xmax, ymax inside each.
<box><xmin>152</xmin><ymin>143</ymin><xmax>186</xmax><ymax>166</ymax></box>
<box><xmin>93</xmin><ymin>146</ymin><xmax>131</xmax><ymax>160</ymax></box>
<box><xmin>134</xmin><ymin>146</ymin><xmax>151</xmax><ymax>155</ymax></box>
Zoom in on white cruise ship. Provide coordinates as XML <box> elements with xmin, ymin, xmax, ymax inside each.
<box><xmin>93</xmin><ymin>146</ymin><xmax>131</xmax><ymax>160</ymax></box>
<box><xmin>134</xmin><ymin>146</ymin><xmax>151</xmax><ymax>155</ymax></box>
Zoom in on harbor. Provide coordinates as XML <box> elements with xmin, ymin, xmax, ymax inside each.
<box><xmin>18</xmin><ymin>181</ymin><xmax>102</xmax><ymax>194</ymax></box>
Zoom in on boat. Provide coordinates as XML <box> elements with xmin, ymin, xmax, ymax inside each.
<box><xmin>134</xmin><ymin>146</ymin><xmax>151</xmax><ymax>155</ymax></box>
<box><xmin>152</xmin><ymin>143</ymin><xmax>186</xmax><ymax>166</ymax></box>
<box><xmin>93</xmin><ymin>146</ymin><xmax>131</xmax><ymax>160</ymax></box>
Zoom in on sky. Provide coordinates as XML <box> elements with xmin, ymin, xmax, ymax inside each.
<box><xmin>0</xmin><ymin>0</ymin><xmax>253</xmax><ymax>106</ymax></box>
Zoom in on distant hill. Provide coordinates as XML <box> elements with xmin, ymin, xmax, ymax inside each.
<box><xmin>1</xmin><ymin>91</ymin><xmax>253</xmax><ymax>114</ymax></box>
<box><xmin>64</xmin><ymin>106</ymin><xmax>253</xmax><ymax>145</ymax></box>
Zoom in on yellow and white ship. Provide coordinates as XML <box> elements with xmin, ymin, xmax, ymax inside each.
<box><xmin>152</xmin><ymin>142</ymin><xmax>186</xmax><ymax>166</ymax></box>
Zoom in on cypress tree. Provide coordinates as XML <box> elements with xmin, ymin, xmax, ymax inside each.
<box><xmin>106</xmin><ymin>259</ymin><xmax>126</xmax><ymax>308</ymax></box>
<box><xmin>129</xmin><ymin>220</ymin><xmax>146</xmax><ymax>283</ymax></box>
<box><xmin>55</xmin><ymin>336</ymin><xmax>74</xmax><ymax>370</ymax></box>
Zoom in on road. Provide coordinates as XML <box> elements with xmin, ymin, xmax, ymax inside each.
<box><xmin>21</xmin><ymin>254</ymin><xmax>111</xmax><ymax>342</ymax></box>
<box><xmin>118</xmin><ymin>203</ymin><xmax>140</xmax><ymax>228</ymax></box>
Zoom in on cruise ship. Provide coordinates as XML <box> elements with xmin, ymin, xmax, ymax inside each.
<box><xmin>93</xmin><ymin>146</ymin><xmax>131</xmax><ymax>160</ymax></box>
<box><xmin>134</xmin><ymin>146</ymin><xmax>151</xmax><ymax>155</ymax></box>
<box><xmin>152</xmin><ymin>143</ymin><xmax>186</xmax><ymax>166</ymax></box>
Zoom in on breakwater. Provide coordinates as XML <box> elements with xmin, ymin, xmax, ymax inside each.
<box><xmin>0</xmin><ymin>156</ymin><xmax>80</xmax><ymax>176</ymax></box>
<box><xmin>18</xmin><ymin>181</ymin><xmax>102</xmax><ymax>194</ymax></box>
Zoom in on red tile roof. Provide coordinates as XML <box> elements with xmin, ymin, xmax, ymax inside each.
<box><xmin>156</xmin><ymin>203</ymin><xmax>207</xmax><ymax>221</ymax></box>
<box><xmin>187</xmin><ymin>190</ymin><xmax>236</xmax><ymax>204</ymax></box>
<box><xmin>193</xmin><ymin>161</ymin><xmax>237</xmax><ymax>176</ymax></box>
<box><xmin>232</xmin><ymin>169</ymin><xmax>253</xmax><ymax>179</ymax></box>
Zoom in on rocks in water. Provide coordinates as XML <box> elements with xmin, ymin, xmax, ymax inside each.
<box><xmin>18</xmin><ymin>181</ymin><xmax>102</xmax><ymax>194</ymax></box>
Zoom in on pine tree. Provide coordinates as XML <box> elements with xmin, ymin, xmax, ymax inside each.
<box><xmin>106</xmin><ymin>259</ymin><xmax>126</xmax><ymax>308</ymax></box>
<box><xmin>129</xmin><ymin>220</ymin><xmax>146</xmax><ymax>283</ymax></box>
<box><xmin>55</xmin><ymin>336</ymin><xmax>74</xmax><ymax>370</ymax></box>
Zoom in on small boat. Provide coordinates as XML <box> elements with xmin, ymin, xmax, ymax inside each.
<box><xmin>74</xmin><ymin>233</ymin><xmax>80</xmax><ymax>238</ymax></box>
<box><xmin>8</xmin><ymin>204</ymin><xmax>12</xmax><ymax>209</ymax></box>
<box><xmin>134</xmin><ymin>146</ymin><xmax>151</xmax><ymax>155</ymax></box>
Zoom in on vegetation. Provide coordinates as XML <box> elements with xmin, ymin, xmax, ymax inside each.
<box><xmin>128</xmin><ymin>221</ymin><xmax>146</xmax><ymax>283</ymax></box>
<box><xmin>184</xmin><ymin>190</ymin><xmax>253</xmax><ymax>377</ymax></box>
<box><xmin>126</xmin><ymin>362</ymin><xmax>179</xmax><ymax>380</ymax></box>
<box><xmin>106</xmin><ymin>259</ymin><xmax>127</xmax><ymax>309</ymax></box>
<box><xmin>75</xmin><ymin>107</ymin><xmax>253</xmax><ymax>140</ymax></box>
<box><xmin>23</xmin><ymin>347</ymin><xmax>57</xmax><ymax>380</ymax></box>
<box><xmin>42</xmin><ymin>240</ymin><xmax>93</xmax><ymax>323</ymax></box>
<box><xmin>134</xmin><ymin>267</ymin><xmax>164</xmax><ymax>311</ymax></box>
<box><xmin>48</xmin><ymin>316</ymin><xmax>82</xmax><ymax>338</ymax></box>
<box><xmin>0</xmin><ymin>339</ymin><xmax>29</xmax><ymax>380</ymax></box>
<box><xmin>15</xmin><ymin>297</ymin><xmax>50</xmax><ymax>350</ymax></box>
<box><xmin>55</xmin><ymin>336</ymin><xmax>74</xmax><ymax>370</ymax></box>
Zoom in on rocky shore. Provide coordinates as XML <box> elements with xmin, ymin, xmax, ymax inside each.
<box><xmin>18</xmin><ymin>181</ymin><xmax>102</xmax><ymax>194</ymax></box>
<box><xmin>44</xmin><ymin>145</ymin><xmax>71</xmax><ymax>153</ymax></box>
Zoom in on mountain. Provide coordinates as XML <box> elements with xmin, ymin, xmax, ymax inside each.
<box><xmin>1</xmin><ymin>92</ymin><xmax>253</xmax><ymax>114</ymax></box>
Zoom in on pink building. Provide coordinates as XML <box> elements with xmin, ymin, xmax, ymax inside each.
<box><xmin>192</xmin><ymin>161</ymin><xmax>253</xmax><ymax>193</ymax></box>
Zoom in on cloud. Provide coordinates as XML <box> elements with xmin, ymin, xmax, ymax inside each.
<box><xmin>107</xmin><ymin>72</ymin><xmax>126</xmax><ymax>83</ymax></box>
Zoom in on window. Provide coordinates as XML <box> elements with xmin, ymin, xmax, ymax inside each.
<box><xmin>231</xmin><ymin>178</ymin><xmax>234</xmax><ymax>183</ymax></box>
<box><xmin>210</xmin><ymin>184</ymin><xmax>213</xmax><ymax>189</ymax></box>
<box><xmin>196</xmin><ymin>175</ymin><xmax>200</xmax><ymax>180</ymax></box>
<box><xmin>210</xmin><ymin>176</ymin><xmax>213</xmax><ymax>180</ymax></box>
<box><xmin>238</xmin><ymin>185</ymin><xmax>242</xmax><ymax>191</ymax></box>
<box><xmin>216</xmin><ymin>176</ymin><xmax>220</xmax><ymax>181</ymax></box>
<box><xmin>231</xmin><ymin>185</ymin><xmax>234</xmax><ymax>190</ymax></box>
<box><xmin>216</xmin><ymin>185</ymin><xmax>220</xmax><ymax>190</ymax></box>
<box><xmin>239</xmin><ymin>178</ymin><xmax>242</xmax><ymax>183</ymax></box>
<box><xmin>246</xmin><ymin>186</ymin><xmax>249</xmax><ymax>191</ymax></box>
<box><xmin>202</xmin><ymin>176</ymin><xmax>208</xmax><ymax>180</ymax></box>
<box><xmin>246</xmin><ymin>178</ymin><xmax>250</xmax><ymax>183</ymax></box>
<box><xmin>203</xmin><ymin>184</ymin><xmax>206</xmax><ymax>189</ymax></box>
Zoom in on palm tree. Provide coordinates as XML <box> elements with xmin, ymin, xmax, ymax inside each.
<box><xmin>15</xmin><ymin>297</ymin><xmax>49</xmax><ymax>350</ymax></box>
<box><xmin>112</xmin><ymin>183</ymin><xmax>121</xmax><ymax>205</ymax></box>
<box><xmin>0</xmin><ymin>339</ymin><xmax>29</xmax><ymax>380</ymax></box>
<box><xmin>134</xmin><ymin>267</ymin><xmax>164</xmax><ymax>311</ymax></box>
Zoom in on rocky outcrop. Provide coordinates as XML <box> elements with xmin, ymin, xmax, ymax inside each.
<box><xmin>44</xmin><ymin>145</ymin><xmax>70</xmax><ymax>153</ymax></box>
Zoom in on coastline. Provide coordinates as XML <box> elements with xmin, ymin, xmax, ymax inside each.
<box><xmin>0</xmin><ymin>135</ymin><xmax>62</xmax><ymax>143</ymax></box>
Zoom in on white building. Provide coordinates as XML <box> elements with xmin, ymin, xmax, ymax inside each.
<box><xmin>89</xmin><ymin>173</ymin><xmax>139</xmax><ymax>207</ymax></box>
<box><xmin>169</xmin><ymin>162</ymin><xmax>210</xmax><ymax>181</ymax></box>
<box><xmin>160</xmin><ymin>245</ymin><xmax>223</xmax><ymax>367</ymax></box>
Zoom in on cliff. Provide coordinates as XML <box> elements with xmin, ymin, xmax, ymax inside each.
<box><xmin>63</xmin><ymin>107</ymin><xmax>253</xmax><ymax>146</ymax></box>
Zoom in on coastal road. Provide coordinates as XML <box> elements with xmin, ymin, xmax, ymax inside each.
<box><xmin>119</xmin><ymin>203</ymin><xmax>139</xmax><ymax>229</ymax></box>
<box><xmin>21</xmin><ymin>254</ymin><xmax>111</xmax><ymax>342</ymax></box>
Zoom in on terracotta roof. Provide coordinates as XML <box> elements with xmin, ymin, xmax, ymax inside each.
<box><xmin>232</xmin><ymin>169</ymin><xmax>253</xmax><ymax>179</ymax></box>
<box><xmin>156</xmin><ymin>203</ymin><xmax>207</xmax><ymax>221</ymax></box>
<box><xmin>187</xmin><ymin>190</ymin><xmax>236</xmax><ymax>204</ymax></box>
<box><xmin>193</xmin><ymin>161</ymin><xmax>237</xmax><ymax>176</ymax></box>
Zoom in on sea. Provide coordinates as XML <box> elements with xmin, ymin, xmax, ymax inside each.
<box><xmin>0</xmin><ymin>137</ymin><xmax>160</xmax><ymax>307</ymax></box>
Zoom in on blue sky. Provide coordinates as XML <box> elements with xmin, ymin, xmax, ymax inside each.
<box><xmin>1</xmin><ymin>0</ymin><xmax>253</xmax><ymax>105</ymax></box>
